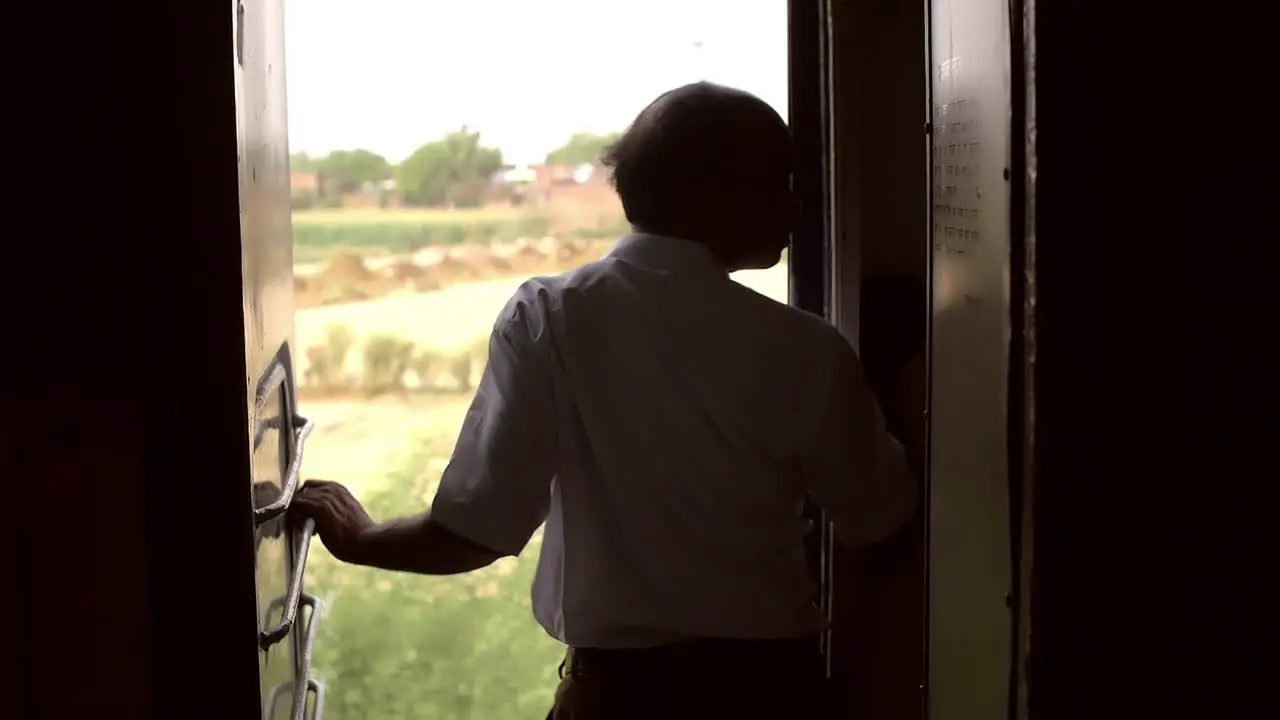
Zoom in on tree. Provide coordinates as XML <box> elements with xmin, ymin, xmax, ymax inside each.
<box><xmin>397</xmin><ymin>129</ymin><xmax>503</xmax><ymax>208</ymax></box>
<box><xmin>290</xmin><ymin>152</ymin><xmax>319</xmax><ymax>173</ymax></box>
<box><xmin>315</xmin><ymin>148</ymin><xmax>393</xmax><ymax>195</ymax></box>
<box><xmin>545</xmin><ymin>132</ymin><xmax>621</xmax><ymax>166</ymax></box>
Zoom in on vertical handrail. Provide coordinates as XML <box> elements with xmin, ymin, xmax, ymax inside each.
<box><xmin>259</xmin><ymin>519</ymin><xmax>315</xmax><ymax>649</ymax></box>
<box><xmin>262</xmin><ymin>594</ymin><xmax>325</xmax><ymax>720</ymax></box>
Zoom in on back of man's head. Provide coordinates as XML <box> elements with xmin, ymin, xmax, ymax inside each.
<box><xmin>602</xmin><ymin>82</ymin><xmax>794</xmax><ymax>270</ymax></box>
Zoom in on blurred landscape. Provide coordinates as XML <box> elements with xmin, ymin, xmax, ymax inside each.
<box><xmin>292</xmin><ymin>135</ymin><xmax>787</xmax><ymax>718</ymax></box>
<box><xmin>281</xmin><ymin>0</ymin><xmax>787</xmax><ymax>712</ymax></box>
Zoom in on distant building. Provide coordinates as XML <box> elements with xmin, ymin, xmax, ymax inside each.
<box><xmin>485</xmin><ymin>162</ymin><xmax>616</xmax><ymax>212</ymax></box>
<box><xmin>343</xmin><ymin>179</ymin><xmax>399</xmax><ymax>209</ymax></box>
<box><xmin>493</xmin><ymin>165</ymin><xmax>537</xmax><ymax>186</ymax></box>
<box><xmin>290</xmin><ymin>171</ymin><xmax>319</xmax><ymax>196</ymax></box>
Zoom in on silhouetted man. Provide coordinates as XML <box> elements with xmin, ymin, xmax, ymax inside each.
<box><xmin>290</xmin><ymin>82</ymin><xmax>917</xmax><ymax>719</ymax></box>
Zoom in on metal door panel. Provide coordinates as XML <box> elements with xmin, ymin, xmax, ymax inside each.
<box><xmin>928</xmin><ymin>0</ymin><xmax>1015</xmax><ymax>716</ymax></box>
<box><xmin>232</xmin><ymin>0</ymin><xmax>308</xmax><ymax>714</ymax></box>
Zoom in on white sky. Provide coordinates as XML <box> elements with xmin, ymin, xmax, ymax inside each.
<box><xmin>284</xmin><ymin>0</ymin><xmax>788</xmax><ymax>164</ymax></box>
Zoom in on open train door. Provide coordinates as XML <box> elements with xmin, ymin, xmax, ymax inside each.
<box><xmin>232</xmin><ymin>0</ymin><xmax>324</xmax><ymax>717</ymax></box>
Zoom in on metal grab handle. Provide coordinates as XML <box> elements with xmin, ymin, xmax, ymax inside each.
<box><xmin>259</xmin><ymin>519</ymin><xmax>315</xmax><ymax>649</ymax></box>
<box><xmin>304</xmin><ymin>680</ymin><xmax>325</xmax><ymax>720</ymax></box>
<box><xmin>253</xmin><ymin>416</ymin><xmax>315</xmax><ymax>526</ymax></box>
<box><xmin>264</xmin><ymin>679</ymin><xmax>324</xmax><ymax>720</ymax></box>
<box><xmin>252</xmin><ymin>352</ymin><xmax>312</xmax><ymax>527</ymax></box>
<box><xmin>263</xmin><ymin>594</ymin><xmax>325</xmax><ymax>720</ymax></box>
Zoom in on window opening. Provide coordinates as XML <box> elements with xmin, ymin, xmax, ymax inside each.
<box><xmin>284</xmin><ymin>1</ymin><xmax>789</xmax><ymax>716</ymax></box>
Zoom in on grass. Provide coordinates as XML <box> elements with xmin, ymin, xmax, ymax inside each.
<box><xmin>290</xmin><ymin>207</ymin><xmax>629</xmax><ymax>264</ymax></box>
<box><xmin>302</xmin><ymin>418</ymin><xmax>563</xmax><ymax>719</ymax></box>
<box><xmin>292</xmin><ymin>212</ymin><xmax>550</xmax><ymax>263</ymax></box>
<box><xmin>292</xmin><ymin>207</ymin><xmax>527</xmax><ymax>226</ymax></box>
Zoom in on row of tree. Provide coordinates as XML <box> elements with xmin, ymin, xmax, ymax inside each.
<box><xmin>291</xmin><ymin>130</ymin><xmax>621</xmax><ymax>209</ymax></box>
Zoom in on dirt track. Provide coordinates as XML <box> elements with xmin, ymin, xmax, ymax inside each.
<box><xmin>294</xmin><ymin>263</ymin><xmax>788</xmax><ymax>379</ymax></box>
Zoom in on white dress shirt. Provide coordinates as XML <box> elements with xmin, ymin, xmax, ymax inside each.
<box><xmin>429</xmin><ymin>233</ymin><xmax>916</xmax><ymax>649</ymax></box>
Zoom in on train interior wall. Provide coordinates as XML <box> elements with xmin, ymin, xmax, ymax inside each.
<box><xmin>4</xmin><ymin>1</ymin><xmax>1267</xmax><ymax>719</ymax></box>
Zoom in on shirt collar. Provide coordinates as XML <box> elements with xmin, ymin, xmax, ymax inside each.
<box><xmin>607</xmin><ymin>233</ymin><xmax>729</xmax><ymax>276</ymax></box>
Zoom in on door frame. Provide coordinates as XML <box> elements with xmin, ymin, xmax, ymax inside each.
<box><xmin>792</xmin><ymin>0</ymin><xmax>934</xmax><ymax>717</ymax></box>
<box><xmin>787</xmin><ymin>0</ymin><xmax>836</xmax><ymax>664</ymax></box>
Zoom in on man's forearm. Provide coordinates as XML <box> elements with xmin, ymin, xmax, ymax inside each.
<box><xmin>345</xmin><ymin>512</ymin><xmax>502</xmax><ymax>575</ymax></box>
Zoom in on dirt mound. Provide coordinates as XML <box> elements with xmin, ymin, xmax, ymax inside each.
<box><xmin>388</xmin><ymin>259</ymin><xmax>425</xmax><ymax>280</ymax></box>
<box><xmin>485</xmin><ymin>255</ymin><xmax>513</xmax><ymax>273</ymax></box>
<box><xmin>432</xmin><ymin>253</ymin><xmax>474</xmax><ymax>284</ymax></box>
<box><xmin>557</xmin><ymin>240</ymin><xmax>586</xmax><ymax>262</ymax></box>
<box><xmin>513</xmin><ymin>245</ymin><xmax>546</xmax><ymax>262</ymax></box>
<box><xmin>321</xmin><ymin>253</ymin><xmax>373</xmax><ymax>282</ymax></box>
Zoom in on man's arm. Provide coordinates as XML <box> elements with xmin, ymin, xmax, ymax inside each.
<box><xmin>799</xmin><ymin>332</ymin><xmax>919</xmax><ymax>548</ymax></box>
<box><xmin>295</xmin><ymin>295</ymin><xmax>557</xmax><ymax>575</ymax></box>
<box><xmin>343</xmin><ymin>510</ymin><xmax>506</xmax><ymax>575</ymax></box>
<box><xmin>420</xmin><ymin>310</ymin><xmax>558</xmax><ymax>559</ymax></box>
<box><xmin>290</xmin><ymin>479</ymin><xmax>504</xmax><ymax>575</ymax></box>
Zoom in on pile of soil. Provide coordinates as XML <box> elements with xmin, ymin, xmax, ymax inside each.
<box><xmin>433</xmin><ymin>253</ymin><xmax>473</xmax><ymax>283</ymax></box>
<box><xmin>413</xmin><ymin>275</ymin><xmax>443</xmax><ymax>293</ymax></box>
<box><xmin>485</xmin><ymin>254</ymin><xmax>513</xmax><ymax>273</ymax></box>
<box><xmin>557</xmin><ymin>240</ymin><xmax>585</xmax><ymax>262</ymax></box>
<box><xmin>513</xmin><ymin>245</ymin><xmax>546</xmax><ymax>262</ymax></box>
<box><xmin>505</xmin><ymin>245</ymin><xmax>547</xmax><ymax>273</ymax></box>
<box><xmin>321</xmin><ymin>252</ymin><xmax>374</xmax><ymax>282</ymax></box>
<box><xmin>388</xmin><ymin>259</ymin><xmax>425</xmax><ymax>281</ymax></box>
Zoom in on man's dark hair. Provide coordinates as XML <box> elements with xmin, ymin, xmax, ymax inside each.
<box><xmin>601</xmin><ymin>82</ymin><xmax>790</xmax><ymax>235</ymax></box>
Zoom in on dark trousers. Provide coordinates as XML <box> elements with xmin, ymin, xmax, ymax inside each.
<box><xmin>545</xmin><ymin>636</ymin><xmax>829</xmax><ymax>719</ymax></box>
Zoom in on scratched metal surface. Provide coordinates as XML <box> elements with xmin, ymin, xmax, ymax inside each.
<box><xmin>232</xmin><ymin>0</ymin><xmax>302</xmax><ymax>715</ymax></box>
<box><xmin>927</xmin><ymin>0</ymin><xmax>1015</xmax><ymax>717</ymax></box>
<box><xmin>1014</xmin><ymin>0</ymin><xmax>1036</xmax><ymax>717</ymax></box>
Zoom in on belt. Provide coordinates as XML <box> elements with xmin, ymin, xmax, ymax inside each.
<box><xmin>561</xmin><ymin>635</ymin><xmax>822</xmax><ymax>680</ymax></box>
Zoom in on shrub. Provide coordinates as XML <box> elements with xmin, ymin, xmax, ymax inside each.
<box><xmin>303</xmin><ymin>345</ymin><xmax>330</xmax><ymax>390</ymax></box>
<box><xmin>303</xmin><ymin>323</ymin><xmax>356</xmax><ymax>392</ymax></box>
<box><xmin>439</xmin><ymin>336</ymin><xmax>492</xmax><ymax>392</ymax></box>
<box><xmin>325</xmin><ymin>324</ymin><xmax>356</xmax><ymax>365</ymax></box>
<box><xmin>447</xmin><ymin>352</ymin><xmax>473</xmax><ymax>392</ymax></box>
<box><xmin>362</xmin><ymin>335</ymin><xmax>416</xmax><ymax>395</ymax></box>
<box><xmin>321</xmin><ymin>324</ymin><xmax>356</xmax><ymax>390</ymax></box>
<box><xmin>411</xmin><ymin>348</ymin><xmax>447</xmax><ymax>391</ymax></box>
<box><xmin>468</xmin><ymin>336</ymin><xmax>490</xmax><ymax>373</ymax></box>
<box><xmin>291</xmin><ymin>190</ymin><xmax>317</xmax><ymax>210</ymax></box>
<box><xmin>445</xmin><ymin>177</ymin><xmax>490</xmax><ymax>209</ymax></box>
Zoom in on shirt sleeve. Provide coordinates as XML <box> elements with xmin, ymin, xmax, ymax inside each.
<box><xmin>800</xmin><ymin>330</ymin><xmax>919</xmax><ymax>547</ymax></box>
<box><xmin>428</xmin><ymin>297</ymin><xmax>557</xmax><ymax>557</ymax></box>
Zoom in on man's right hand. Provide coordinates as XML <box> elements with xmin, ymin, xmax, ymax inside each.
<box><xmin>288</xmin><ymin>480</ymin><xmax>375</xmax><ymax>563</ymax></box>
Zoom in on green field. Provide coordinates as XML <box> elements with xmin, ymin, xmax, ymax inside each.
<box><xmin>293</xmin><ymin>208</ymin><xmax>529</xmax><ymax>226</ymax></box>
<box><xmin>305</xmin><ymin>425</ymin><xmax>562</xmax><ymax>720</ymax></box>
<box><xmin>291</xmin><ymin>207</ymin><xmax>628</xmax><ymax>263</ymax></box>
